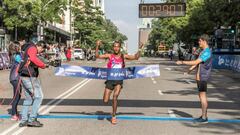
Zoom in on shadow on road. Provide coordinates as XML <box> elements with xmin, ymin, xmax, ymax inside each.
<box><xmin>0</xmin><ymin>99</ymin><xmax>239</xmax><ymax>110</ymax></box>
<box><xmin>181</xmin><ymin>121</ymin><xmax>240</xmax><ymax>134</ymax></box>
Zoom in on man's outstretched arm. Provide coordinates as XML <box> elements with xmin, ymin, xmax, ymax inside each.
<box><xmin>125</xmin><ymin>42</ymin><xmax>144</xmax><ymax>60</ymax></box>
<box><xmin>95</xmin><ymin>40</ymin><xmax>110</xmax><ymax>59</ymax></box>
<box><xmin>176</xmin><ymin>59</ymin><xmax>202</xmax><ymax>66</ymax></box>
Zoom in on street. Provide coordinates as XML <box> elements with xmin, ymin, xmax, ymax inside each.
<box><xmin>0</xmin><ymin>58</ymin><xmax>239</xmax><ymax>135</ymax></box>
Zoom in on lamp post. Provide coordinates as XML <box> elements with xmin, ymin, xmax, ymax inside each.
<box><xmin>37</xmin><ymin>0</ymin><xmax>55</xmax><ymax>41</ymax></box>
<box><xmin>69</xmin><ymin>0</ymin><xmax>73</xmax><ymax>46</ymax></box>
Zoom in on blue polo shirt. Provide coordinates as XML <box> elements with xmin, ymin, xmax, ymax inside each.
<box><xmin>199</xmin><ymin>48</ymin><xmax>211</xmax><ymax>62</ymax></box>
<box><xmin>198</xmin><ymin>48</ymin><xmax>212</xmax><ymax>81</ymax></box>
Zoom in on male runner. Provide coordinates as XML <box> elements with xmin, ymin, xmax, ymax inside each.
<box><xmin>176</xmin><ymin>34</ymin><xmax>212</xmax><ymax>123</ymax></box>
<box><xmin>95</xmin><ymin>40</ymin><xmax>143</xmax><ymax>124</ymax></box>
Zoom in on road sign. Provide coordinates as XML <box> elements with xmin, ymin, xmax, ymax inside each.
<box><xmin>139</xmin><ymin>3</ymin><xmax>186</xmax><ymax>18</ymax></box>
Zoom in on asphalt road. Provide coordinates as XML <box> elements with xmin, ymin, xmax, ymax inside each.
<box><xmin>0</xmin><ymin>57</ymin><xmax>239</xmax><ymax>135</ymax></box>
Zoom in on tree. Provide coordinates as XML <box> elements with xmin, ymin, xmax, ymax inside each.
<box><xmin>73</xmin><ymin>0</ymin><xmax>104</xmax><ymax>48</ymax></box>
<box><xmin>31</xmin><ymin>0</ymin><xmax>68</xmax><ymax>24</ymax></box>
<box><xmin>148</xmin><ymin>0</ymin><xmax>240</xmax><ymax>48</ymax></box>
<box><xmin>0</xmin><ymin>0</ymin><xmax>34</xmax><ymax>30</ymax></box>
<box><xmin>149</xmin><ymin>0</ymin><xmax>205</xmax><ymax>48</ymax></box>
<box><xmin>73</xmin><ymin>0</ymin><xmax>127</xmax><ymax>52</ymax></box>
<box><xmin>0</xmin><ymin>0</ymin><xmax>68</xmax><ymax>40</ymax></box>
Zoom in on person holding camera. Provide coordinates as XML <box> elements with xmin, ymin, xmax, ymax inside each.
<box><xmin>18</xmin><ymin>41</ymin><xmax>47</xmax><ymax>127</ymax></box>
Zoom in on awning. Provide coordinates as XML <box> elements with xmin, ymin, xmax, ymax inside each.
<box><xmin>46</xmin><ymin>23</ymin><xmax>71</xmax><ymax>37</ymax></box>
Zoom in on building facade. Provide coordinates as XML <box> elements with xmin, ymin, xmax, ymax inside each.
<box><xmin>138</xmin><ymin>18</ymin><xmax>152</xmax><ymax>45</ymax></box>
<box><xmin>92</xmin><ymin>0</ymin><xmax>105</xmax><ymax>13</ymax></box>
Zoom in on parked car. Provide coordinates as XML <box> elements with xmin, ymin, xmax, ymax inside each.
<box><xmin>74</xmin><ymin>48</ymin><xmax>85</xmax><ymax>60</ymax></box>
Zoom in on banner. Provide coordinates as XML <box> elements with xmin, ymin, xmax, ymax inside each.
<box><xmin>0</xmin><ymin>53</ymin><xmax>4</xmax><ymax>69</ymax></box>
<box><xmin>213</xmin><ymin>54</ymin><xmax>240</xmax><ymax>72</ymax></box>
<box><xmin>55</xmin><ymin>65</ymin><xmax>160</xmax><ymax>80</ymax></box>
<box><xmin>0</xmin><ymin>53</ymin><xmax>10</xmax><ymax>69</ymax></box>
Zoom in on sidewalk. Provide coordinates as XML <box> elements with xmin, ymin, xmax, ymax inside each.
<box><xmin>0</xmin><ymin>69</ymin><xmax>11</xmax><ymax>93</ymax></box>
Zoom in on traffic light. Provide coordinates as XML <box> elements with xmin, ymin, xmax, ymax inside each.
<box><xmin>230</xmin><ymin>25</ymin><xmax>236</xmax><ymax>34</ymax></box>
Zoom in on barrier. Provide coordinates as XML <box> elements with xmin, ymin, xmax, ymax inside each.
<box><xmin>213</xmin><ymin>54</ymin><xmax>240</xmax><ymax>72</ymax></box>
<box><xmin>0</xmin><ymin>52</ymin><xmax>10</xmax><ymax>70</ymax></box>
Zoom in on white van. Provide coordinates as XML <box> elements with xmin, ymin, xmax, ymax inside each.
<box><xmin>74</xmin><ymin>48</ymin><xmax>85</xmax><ymax>60</ymax></box>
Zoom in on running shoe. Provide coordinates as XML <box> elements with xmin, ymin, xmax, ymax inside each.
<box><xmin>111</xmin><ymin>116</ymin><xmax>117</xmax><ymax>125</ymax></box>
<box><xmin>194</xmin><ymin>116</ymin><xmax>208</xmax><ymax>123</ymax></box>
<box><xmin>11</xmin><ymin>115</ymin><xmax>20</xmax><ymax>121</ymax></box>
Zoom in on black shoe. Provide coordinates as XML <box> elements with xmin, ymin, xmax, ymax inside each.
<box><xmin>27</xmin><ymin>119</ymin><xmax>43</xmax><ymax>127</ymax></box>
<box><xmin>194</xmin><ymin>116</ymin><xmax>208</xmax><ymax>123</ymax></box>
<box><xmin>19</xmin><ymin>121</ymin><xmax>28</xmax><ymax>127</ymax></box>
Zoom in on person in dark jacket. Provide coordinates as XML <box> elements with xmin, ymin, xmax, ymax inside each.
<box><xmin>176</xmin><ymin>34</ymin><xmax>212</xmax><ymax>123</ymax></box>
<box><xmin>8</xmin><ymin>41</ymin><xmax>22</xmax><ymax>121</ymax></box>
<box><xmin>18</xmin><ymin>41</ymin><xmax>47</xmax><ymax>128</ymax></box>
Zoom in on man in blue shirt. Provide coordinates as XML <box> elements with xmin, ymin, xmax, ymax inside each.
<box><xmin>177</xmin><ymin>34</ymin><xmax>212</xmax><ymax>123</ymax></box>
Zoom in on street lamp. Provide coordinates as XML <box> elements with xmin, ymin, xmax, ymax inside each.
<box><xmin>69</xmin><ymin>0</ymin><xmax>73</xmax><ymax>46</ymax></box>
<box><xmin>37</xmin><ymin>0</ymin><xmax>55</xmax><ymax>41</ymax></box>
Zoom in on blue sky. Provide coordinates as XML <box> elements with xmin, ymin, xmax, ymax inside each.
<box><xmin>105</xmin><ymin>0</ymin><xmax>166</xmax><ymax>54</ymax></box>
<box><xmin>105</xmin><ymin>0</ymin><xmax>140</xmax><ymax>54</ymax></box>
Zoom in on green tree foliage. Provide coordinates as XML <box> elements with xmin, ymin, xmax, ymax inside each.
<box><xmin>0</xmin><ymin>0</ymin><xmax>34</xmax><ymax>30</ymax></box>
<box><xmin>31</xmin><ymin>0</ymin><xmax>68</xmax><ymax>24</ymax></box>
<box><xmin>0</xmin><ymin>0</ymin><xmax>67</xmax><ymax>34</ymax></box>
<box><xmin>149</xmin><ymin>0</ymin><xmax>240</xmax><ymax>48</ymax></box>
<box><xmin>1</xmin><ymin>0</ymin><xmax>127</xmax><ymax>49</ymax></box>
<box><xmin>73</xmin><ymin>0</ymin><xmax>127</xmax><ymax>51</ymax></box>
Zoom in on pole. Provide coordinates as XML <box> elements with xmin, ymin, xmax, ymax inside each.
<box><xmin>69</xmin><ymin>0</ymin><xmax>73</xmax><ymax>46</ymax></box>
<box><xmin>37</xmin><ymin>22</ymin><xmax>41</xmax><ymax>41</ymax></box>
<box><xmin>14</xmin><ymin>25</ymin><xmax>17</xmax><ymax>41</ymax></box>
<box><xmin>37</xmin><ymin>20</ymin><xmax>43</xmax><ymax>41</ymax></box>
<box><xmin>37</xmin><ymin>0</ymin><xmax>55</xmax><ymax>41</ymax></box>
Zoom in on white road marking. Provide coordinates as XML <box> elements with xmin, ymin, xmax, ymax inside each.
<box><xmin>186</xmin><ymin>80</ymin><xmax>192</xmax><ymax>84</ymax></box>
<box><xmin>12</xmin><ymin>79</ymin><xmax>91</xmax><ymax>135</ymax></box>
<box><xmin>12</xmin><ymin>79</ymin><xmax>92</xmax><ymax>135</ymax></box>
<box><xmin>0</xmin><ymin>79</ymin><xmax>90</xmax><ymax>135</ymax></box>
<box><xmin>39</xmin><ymin>79</ymin><xmax>89</xmax><ymax>111</ymax></box>
<box><xmin>158</xmin><ymin>90</ymin><xmax>164</xmax><ymax>95</ymax></box>
<box><xmin>168</xmin><ymin>109</ymin><xmax>176</xmax><ymax>118</ymax></box>
<box><xmin>183</xmin><ymin>79</ymin><xmax>192</xmax><ymax>84</ymax></box>
<box><xmin>164</xmin><ymin>68</ymin><xmax>172</xmax><ymax>71</ymax></box>
<box><xmin>151</xmin><ymin>77</ymin><xmax>157</xmax><ymax>84</ymax></box>
<box><xmin>42</xmin><ymin>79</ymin><xmax>91</xmax><ymax>114</ymax></box>
<box><xmin>208</xmin><ymin>85</ymin><xmax>215</xmax><ymax>89</ymax></box>
<box><xmin>168</xmin><ymin>66</ymin><xmax>179</xmax><ymax>68</ymax></box>
<box><xmin>0</xmin><ymin>124</ymin><xmax>19</xmax><ymax>135</ymax></box>
<box><xmin>228</xmin><ymin>86</ymin><xmax>240</xmax><ymax>90</ymax></box>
